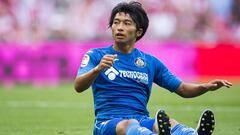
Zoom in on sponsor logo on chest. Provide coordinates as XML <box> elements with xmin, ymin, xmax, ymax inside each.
<box><xmin>104</xmin><ymin>66</ymin><xmax>148</xmax><ymax>84</ymax></box>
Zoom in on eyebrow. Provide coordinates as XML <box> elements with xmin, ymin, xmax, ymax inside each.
<box><xmin>114</xmin><ymin>18</ymin><xmax>133</xmax><ymax>23</ymax></box>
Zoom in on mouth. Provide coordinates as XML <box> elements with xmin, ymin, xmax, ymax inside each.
<box><xmin>116</xmin><ymin>33</ymin><xmax>125</xmax><ymax>38</ymax></box>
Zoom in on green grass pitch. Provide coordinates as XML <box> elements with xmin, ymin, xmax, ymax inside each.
<box><xmin>0</xmin><ymin>84</ymin><xmax>239</xmax><ymax>135</ymax></box>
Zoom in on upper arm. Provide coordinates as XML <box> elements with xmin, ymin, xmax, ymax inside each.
<box><xmin>74</xmin><ymin>50</ymin><xmax>99</xmax><ymax>92</ymax></box>
<box><xmin>153</xmin><ymin>57</ymin><xmax>182</xmax><ymax>92</ymax></box>
<box><xmin>77</xmin><ymin>49</ymin><xmax>98</xmax><ymax>77</ymax></box>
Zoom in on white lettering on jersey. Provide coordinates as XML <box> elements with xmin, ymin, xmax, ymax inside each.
<box><xmin>119</xmin><ymin>70</ymin><xmax>148</xmax><ymax>84</ymax></box>
<box><xmin>104</xmin><ymin>67</ymin><xmax>148</xmax><ymax>84</ymax></box>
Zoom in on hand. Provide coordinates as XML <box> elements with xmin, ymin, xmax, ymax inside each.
<box><xmin>94</xmin><ymin>54</ymin><xmax>117</xmax><ymax>72</ymax></box>
<box><xmin>204</xmin><ymin>79</ymin><xmax>232</xmax><ymax>91</ymax></box>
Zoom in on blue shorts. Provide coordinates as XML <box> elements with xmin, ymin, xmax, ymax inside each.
<box><xmin>93</xmin><ymin>116</ymin><xmax>155</xmax><ymax>135</ymax></box>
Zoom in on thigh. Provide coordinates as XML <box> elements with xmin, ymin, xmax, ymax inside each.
<box><xmin>94</xmin><ymin>118</ymin><xmax>123</xmax><ymax>135</ymax></box>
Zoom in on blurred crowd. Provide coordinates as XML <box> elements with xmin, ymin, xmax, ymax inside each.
<box><xmin>0</xmin><ymin>0</ymin><xmax>240</xmax><ymax>44</ymax></box>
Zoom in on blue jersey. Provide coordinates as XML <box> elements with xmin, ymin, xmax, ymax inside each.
<box><xmin>77</xmin><ymin>45</ymin><xmax>182</xmax><ymax>121</ymax></box>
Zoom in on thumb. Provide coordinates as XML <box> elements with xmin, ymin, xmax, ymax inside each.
<box><xmin>212</xmin><ymin>83</ymin><xmax>218</xmax><ymax>87</ymax></box>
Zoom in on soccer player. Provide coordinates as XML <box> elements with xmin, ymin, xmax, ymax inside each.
<box><xmin>74</xmin><ymin>1</ymin><xmax>232</xmax><ymax>135</ymax></box>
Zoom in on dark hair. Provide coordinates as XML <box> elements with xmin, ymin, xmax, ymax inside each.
<box><xmin>109</xmin><ymin>1</ymin><xmax>149</xmax><ymax>41</ymax></box>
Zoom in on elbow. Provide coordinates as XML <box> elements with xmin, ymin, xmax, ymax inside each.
<box><xmin>176</xmin><ymin>91</ymin><xmax>189</xmax><ymax>98</ymax></box>
<box><xmin>74</xmin><ymin>84</ymin><xmax>84</xmax><ymax>93</ymax></box>
<box><xmin>176</xmin><ymin>87</ymin><xmax>194</xmax><ymax>98</ymax></box>
<box><xmin>74</xmin><ymin>80</ymin><xmax>87</xmax><ymax>93</ymax></box>
<box><xmin>74</xmin><ymin>74</ymin><xmax>92</xmax><ymax>93</ymax></box>
<box><xmin>74</xmin><ymin>83</ymin><xmax>88</xmax><ymax>93</ymax></box>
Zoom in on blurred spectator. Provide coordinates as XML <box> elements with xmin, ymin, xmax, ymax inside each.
<box><xmin>69</xmin><ymin>0</ymin><xmax>109</xmax><ymax>41</ymax></box>
<box><xmin>0</xmin><ymin>0</ymin><xmax>19</xmax><ymax>42</ymax></box>
<box><xmin>231</xmin><ymin>0</ymin><xmax>240</xmax><ymax>42</ymax></box>
<box><xmin>232</xmin><ymin>0</ymin><xmax>240</xmax><ymax>24</ymax></box>
<box><xmin>0</xmin><ymin>0</ymin><xmax>239</xmax><ymax>44</ymax></box>
<box><xmin>147</xmin><ymin>0</ymin><xmax>177</xmax><ymax>40</ymax></box>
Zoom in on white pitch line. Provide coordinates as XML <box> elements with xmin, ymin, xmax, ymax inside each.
<box><xmin>3</xmin><ymin>101</ymin><xmax>93</xmax><ymax>109</ymax></box>
<box><xmin>2</xmin><ymin>101</ymin><xmax>240</xmax><ymax>113</ymax></box>
<box><xmin>150</xmin><ymin>105</ymin><xmax>240</xmax><ymax>113</ymax></box>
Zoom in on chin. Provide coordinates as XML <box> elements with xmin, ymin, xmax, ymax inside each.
<box><xmin>115</xmin><ymin>39</ymin><xmax>127</xmax><ymax>45</ymax></box>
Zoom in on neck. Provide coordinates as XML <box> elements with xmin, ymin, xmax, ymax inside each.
<box><xmin>113</xmin><ymin>42</ymin><xmax>135</xmax><ymax>54</ymax></box>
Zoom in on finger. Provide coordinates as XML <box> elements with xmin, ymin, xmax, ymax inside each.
<box><xmin>223</xmin><ymin>83</ymin><xmax>231</xmax><ymax>88</ymax></box>
<box><xmin>224</xmin><ymin>85</ymin><xmax>230</xmax><ymax>88</ymax></box>
<box><xmin>104</xmin><ymin>54</ymin><xmax>117</xmax><ymax>59</ymax></box>
<box><xmin>221</xmin><ymin>80</ymin><xmax>231</xmax><ymax>88</ymax></box>
<box><xmin>101</xmin><ymin>63</ymin><xmax>112</xmax><ymax>68</ymax></box>
<box><xmin>220</xmin><ymin>80</ymin><xmax>228</xmax><ymax>86</ymax></box>
<box><xmin>224</xmin><ymin>80</ymin><xmax>233</xmax><ymax>86</ymax></box>
<box><xmin>101</xmin><ymin>59</ymin><xmax>114</xmax><ymax>67</ymax></box>
<box><xmin>102</xmin><ymin>54</ymin><xmax>118</xmax><ymax>63</ymax></box>
<box><xmin>103</xmin><ymin>56</ymin><xmax>116</xmax><ymax>62</ymax></box>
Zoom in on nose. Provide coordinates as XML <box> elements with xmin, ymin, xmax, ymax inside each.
<box><xmin>116</xmin><ymin>23</ymin><xmax>124</xmax><ymax>32</ymax></box>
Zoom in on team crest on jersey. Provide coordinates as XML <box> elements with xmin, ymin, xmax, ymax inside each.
<box><xmin>81</xmin><ymin>54</ymin><xmax>90</xmax><ymax>67</ymax></box>
<box><xmin>134</xmin><ymin>57</ymin><xmax>145</xmax><ymax>68</ymax></box>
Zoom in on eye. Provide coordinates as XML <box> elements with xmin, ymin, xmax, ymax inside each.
<box><xmin>113</xmin><ymin>20</ymin><xmax>119</xmax><ymax>25</ymax></box>
<box><xmin>125</xmin><ymin>22</ymin><xmax>131</xmax><ymax>25</ymax></box>
<box><xmin>124</xmin><ymin>21</ymin><xmax>132</xmax><ymax>26</ymax></box>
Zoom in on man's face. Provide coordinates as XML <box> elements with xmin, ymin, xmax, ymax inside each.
<box><xmin>111</xmin><ymin>12</ymin><xmax>140</xmax><ymax>44</ymax></box>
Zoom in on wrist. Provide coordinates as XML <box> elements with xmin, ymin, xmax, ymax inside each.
<box><xmin>93</xmin><ymin>66</ymin><xmax>102</xmax><ymax>73</ymax></box>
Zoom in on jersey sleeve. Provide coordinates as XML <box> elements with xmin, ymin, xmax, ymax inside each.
<box><xmin>152</xmin><ymin>57</ymin><xmax>182</xmax><ymax>92</ymax></box>
<box><xmin>77</xmin><ymin>49</ymin><xmax>99</xmax><ymax>76</ymax></box>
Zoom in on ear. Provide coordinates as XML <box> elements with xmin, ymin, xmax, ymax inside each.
<box><xmin>136</xmin><ymin>28</ymin><xmax>143</xmax><ymax>37</ymax></box>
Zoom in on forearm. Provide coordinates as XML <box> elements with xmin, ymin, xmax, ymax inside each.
<box><xmin>74</xmin><ymin>54</ymin><xmax>117</xmax><ymax>93</ymax></box>
<box><xmin>74</xmin><ymin>67</ymin><xmax>100</xmax><ymax>93</ymax></box>
<box><xmin>176</xmin><ymin>82</ymin><xmax>209</xmax><ymax>98</ymax></box>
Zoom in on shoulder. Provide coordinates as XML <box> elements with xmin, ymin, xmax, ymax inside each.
<box><xmin>135</xmin><ymin>48</ymin><xmax>166</xmax><ymax>70</ymax></box>
<box><xmin>86</xmin><ymin>45</ymin><xmax>111</xmax><ymax>55</ymax></box>
<box><xmin>135</xmin><ymin>48</ymin><xmax>161</xmax><ymax>63</ymax></box>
